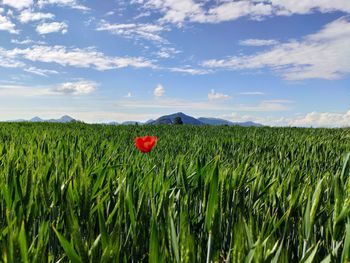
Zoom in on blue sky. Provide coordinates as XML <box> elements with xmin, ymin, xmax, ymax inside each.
<box><xmin>0</xmin><ymin>0</ymin><xmax>349</xmax><ymax>126</ymax></box>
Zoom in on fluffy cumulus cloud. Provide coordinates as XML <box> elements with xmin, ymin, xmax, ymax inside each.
<box><xmin>133</xmin><ymin>0</ymin><xmax>350</xmax><ymax>25</ymax></box>
<box><xmin>208</xmin><ymin>89</ymin><xmax>230</xmax><ymax>101</ymax></box>
<box><xmin>153</xmin><ymin>84</ymin><xmax>165</xmax><ymax>97</ymax></box>
<box><xmin>0</xmin><ymin>13</ymin><xmax>18</xmax><ymax>33</ymax></box>
<box><xmin>96</xmin><ymin>21</ymin><xmax>166</xmax><ymax>43</ymax></box>
<box><xmin>226</xmin><ymin>109</ymin><xmax>350</xmax><ymax>128</ymax></box>
<box><xmin>2</xmin><ymin>0</ymin><xmax>33</xmax><ymax>10</ymax></box>
<box><xmin>0</xmin><ymin>47</ymin><xmax>25</xmax><ymax>68</ymax></box>
<box><xmin>36</xmin><ymin>21</ymin><xmax>68</xmax><ymax>34</ymax></box>
<box><xmin>289</xmin><ymin>110</ymin><xmax>350</xmax><ymax>127</ymax></box>
<box><xmin>18</xmin><ymin>10</ymin><xmax>55</xmax><ymax>23</ymax></box>
<box><xmin>270</xmin><ymin>0</ymin><xmax>350</xmax><ymax>15</ymax></box>
<box><xmin>54</xmin><ymin>80</ymin><xmax>97</xmax><ymax>95</ymax></box>
<box><xmin>202</xmin><ymin>17</ymin><xmax>350</xmax><ymax>80</ymax></box>
<box><xmin>1</xmin><ymin>45</ymin><xmax>155</xmax><ymax>70</ymax></box>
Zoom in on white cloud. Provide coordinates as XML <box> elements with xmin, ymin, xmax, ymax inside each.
<box><xmin>0</xmin><ymin>80</ymin><xmax>97</xmax><ymax>97</ymax></box>
<box><xmin>240</xmin><ymin>91</ymin><xmax>265</xmax><ymax>95</ymax></box>
<box><xmin>11</xmin><ymin>39</ymin><xmax>46</xmax><ymax>45</ymax></box>
<box><xmin>224</xmin><ymin>112</ymin><xmax>293</xmax><ymax>126</ymax></box>
<box><xmin>153</xmin><ymin>84</ymin><xmax>165</xmax><ymax>97</ymax></box>
<box><xmin>2</xmin><ymin>0</ymin><xmax>33</xmax><ymax>10</ymax></box>
<box><xmin>96</xmin><ymin>21</ymin><xmax>166</xmax><ymax>43</ymax></box>
<box><xmin>144</xmin><ymin>0</ymin><xmax>204</xmax><ymax>25</ymax></box>
<box><xmin>0</xmin><ymin>84</ymin><xmax>51</xmax><ymax>97</ymax></box>
<box><xmin>104</xmin><ymin>11</ymin><xmax>114</xmax><ymax>16</ymax></box>
<box><xmin>208</xmin><ymin>89</ymin><xmax>230</xmax><ymax>101</ymax></box>
<box><xmin>169</xmin><ymin>67</ymin><xmax>211</xmax><ymax>75</ymax></box>
<box><xmin>289</xmin><ymin>110</ymin><xmax>350</xmax><ymax>127</ymax></box>
<box><xmin>239</xmin><ymin>39</ymin><xmax>279</xmax><ymax>46</ymax></box>
<box><xmin>18</xmin><ymin>10</ymin><xmax>54</xmax><ymax>23</ymax></box>
<box><xmin>202</xmin><ymin>17</ymin><xmax>350</xmax><ymax>80</ymax></box>
<box><xmin>226</xmin><ymin>108</ymin><xmax>350</xmax><ymax>127</ymax></box>
<box><xmin>270</xmin><ymin>0</ymin><xmax>350</xmax><ymax>15</ymax></box>
<box><xmin>125</xmin><ymin>92</ymin><xmax>132</xmax><ymax>98</ymax></box>
<box><xmin>233</xmin><ymin>100</ymin><xmax>293</xmax><ymax>112</ymax></box>
<box><xmin>0</xmin><ymin>47</ymin><xmax>25</xmax><ymax>68</ymax></box>
<box><xmin>24</xmin><ymin>66</ymin><xmax>59</xmax><ymax>76</ymax></box>
<box><xmin>36</xmin><ymin>21</ymin><xmax>68</xmax><ymax>34</ymax></box>
<box><xmin>155</xmin><ymin>46</ymin><xmax>181</xmax><ymax>58</ymax></box>
<box><xmin>134</xmin><ymin>0</ymin><xmax>350</xmax><ymax>25</ymax></box>
<box><xmin>54</xmin><ymin>80</ymin><xmax>97</xmax><ymax>95</ymax></box>
<box><xmin>37</xmin><ymin>0</ymin><xmax>90</xmax><ymax>11</ymax></box>
<box><xmin>203</xmin><ymin>1</ymin><xmax>273</xmax><ymax>23</ymax></box>
<box><xmin>3</xmin><ymin>45</ymin><xmax>155</xmax><ymax>70</ymax></box>
<box><xmin>0</xmin><ymin>14</ymin><xmax>18</xmax><ymax>33</ymax></box>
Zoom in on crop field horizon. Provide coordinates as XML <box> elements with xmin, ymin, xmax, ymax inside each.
<box><xmin>0</xmin><ymin>123</ymin><xmax>349</xmax><ymax>262</ymax></box>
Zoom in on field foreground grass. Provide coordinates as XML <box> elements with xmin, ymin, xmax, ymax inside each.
<box><xmin>0</xmin><ymin>123</ymin><xmax>350</xmax><ymax>262</ymax></box>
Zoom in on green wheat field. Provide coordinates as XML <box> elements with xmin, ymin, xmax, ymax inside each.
<box><xmin>0</xmin><ymin>123</ymin><xmax>349</xmax><ymax>262</ymax></box>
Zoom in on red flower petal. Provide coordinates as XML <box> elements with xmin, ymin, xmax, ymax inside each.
<box><xmin>134</xmin><ymin>136</ymin><xmax>157</xmax><ymax>153</ymax></box>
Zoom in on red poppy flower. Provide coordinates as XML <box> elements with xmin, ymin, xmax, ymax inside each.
<box><xmin>134</xmin><ymin>136</ymin><xmax>157</xmax><ymax>153</ymax></box>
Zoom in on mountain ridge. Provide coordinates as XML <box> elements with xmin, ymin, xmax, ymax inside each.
<box><xmin>5</xmin><ymin>113</ymin><xmax>263</xmax><ymax>126</ymax></box>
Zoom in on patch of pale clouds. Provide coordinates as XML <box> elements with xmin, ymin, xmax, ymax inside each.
<box><xmin>133</xmin><ymin>0</ymin><xmax>350</xmax><ymax>24</ymax></box>
<box><xmin>155</xmin><ymin>46</ymin><xmax>181</xmax><ymax>58</ymax></box>
<box><xmin>239</xmin><ymin>91</ymin><xmax>265</xmax><ymax>95</ymax></box>
<box><xmin>24</xmin><ymin>66</ymin><xmax>59</xmax><ymax>76</ymax></box>
<box><xmin>289</xmin><ymin>111</ymin><xmax>350</xmax><ymax>127</ymax></box>
<box><xmin>233</xmin><ymin>100</ymin><xmax>293</xmax><ymax>112</ymax></box>
<box><xmin>202</xmin><ymin>17</ymin><xmax>350</xmax><ymax>80</ymax></box>
<box><xmin>125</xmin><ymin>92</ymin><xmax>132</xmax><ymax>98</ymax></box>
<box><xmin>227</xmin><ymin>109</ymin><xmax>350</xmax><ymax>128</ymax></box>
<box><xmin>36</xmin><ymin>21</ymin><xmax>68</xmax><ymax>34</ymax></box>
<box><xmin>18</xmin><ymin>9</ymin><xmax>55</xmax><ymax>23</ymax></box>
<box><xmin>208</xmin><ymin>89</ymin><xmax>230</xmax><ymax>101</ymax></box>
<box><xmin>11</xmin><ymin>39</ymin><xmax>46</xmax><ymax>45</ymax></box>
<box><xmin>0</xmin><ymin>13</ymin><xmax>18</xmax><ymax>33</ymax></box>
<box><xmin>153</xmin><ymin>84</ymin><xmax>165</xmax><ymax>97</ymax></box>
<box><xmin>169</xmin><ymin>67</ymin><xmax>211</xmax><ymax>75</ymax></box>
<box><xmin>37</xmin><ymin>0</ymin><xmax>90</xmax><ymax>11</ymax></box>
<box><xmin>239</xmin><ymin>39</ymin><xmax>279</xmax><ymax>46</ymax></box>
<box><xmin>0</xmin><ymin>80</ymin><xmax>97</xmax><ymax>97</ymax></box>
<box><xmin>2</xmin><ymin>0</ymin><xmax>33</xmax><ymax>10</ymax></box>
<box><xmin>0</xmin><ymin>45</ymin><xmax>156</xmax><ymax>71</ymax></box>
<box><xmin>96</xmin><ymin>21</ymin><xmax>167</xmax><ymax>43</ymax></box>
<box><xmin>54</xmin><ymin>80</ymin><xmax>97</xmax><ymax>95</ymax></box>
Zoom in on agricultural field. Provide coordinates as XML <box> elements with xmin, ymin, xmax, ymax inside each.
<box><xmin>0</xmin><ymin>123</ymin><xmax>349</xmax><ymax>262</ymax></box>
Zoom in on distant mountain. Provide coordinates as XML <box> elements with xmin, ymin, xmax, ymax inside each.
<box><xmin>145</xmin><ymin>119</ymin><xmax>155</xmax><ymax>124</ymax></box>
<box><xmin>233</xmin><ymin>121</ymin><xmax>263</xmax><ymax>127</ymax></box>
<box><xmin>6</xmin><ymin>113</ymin><xmax>262</xmax><ymax>127</ymax></box>
<box><xmin>198</xmin><ymin>117</ymin><xmax>262</xmax><ymax>127</ymax></box>
<box><xmin>107</xmin><ymin>121</ymin><xmax>119</xmax><ymax>125</ymax></box>
<box><xmin>9</xmin><ymin>115</ymin><xmax>76</xmax><ymax>123</ymax></box>
<box><xmin>198</xmin><ymin>117</ymin><xmax>234</xmax><ymax>126</ymax></box>
<box><xmin>121</xmin><ymin>121</ymin><xmax>142</xmax><ymax>125</ymax></box>
<box><xmin>149</xmin><ymin>112</ymin><xmax>204</xmax><ymax>125</ymax></box>
<box><xmin>48</xmin><ymin>115</ymin><xmax>75</xmax><ymax>123</ymax></box>
<box><xmin>30</xmin><ymin>117</ymin><xmax>43</xmax><ymax>122</ymax></box>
